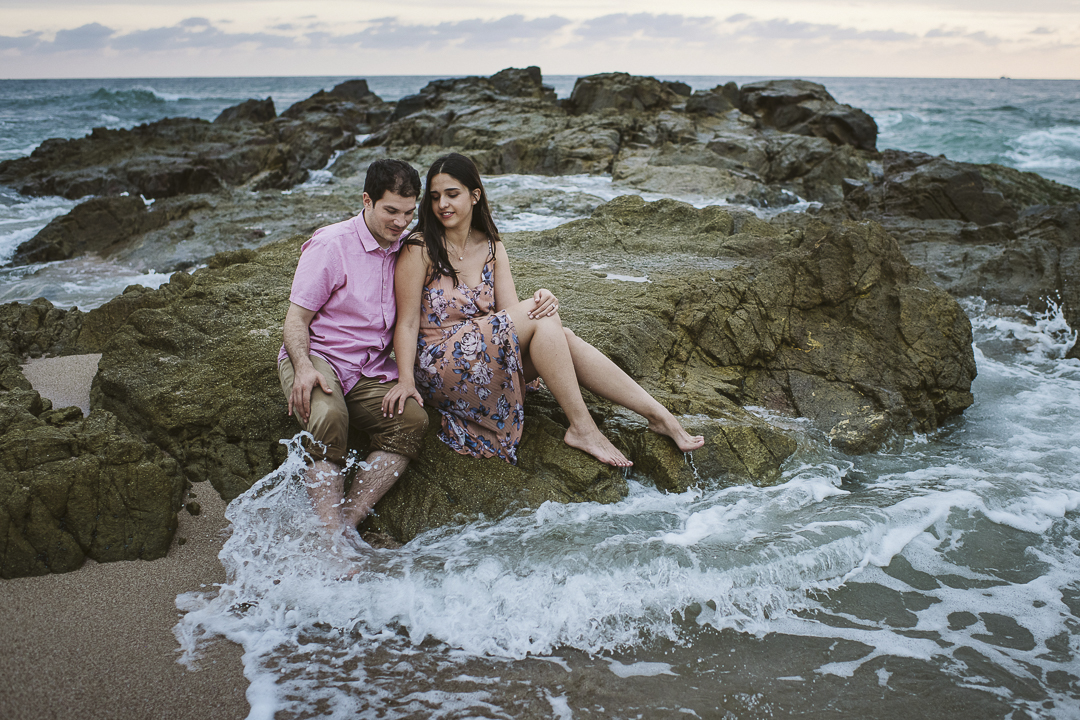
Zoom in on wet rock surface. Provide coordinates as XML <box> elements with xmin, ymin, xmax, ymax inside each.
<box><xmin>0</xmin><ymin>383</ymin><xmax>186</xmax><ymax>578</ymax></box>
<box><xmin>837</xmin><ymin>149</ymin><xmax>1080</xmax><ymax>354</ymax></box>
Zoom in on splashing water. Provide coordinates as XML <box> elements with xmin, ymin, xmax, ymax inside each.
<box><xmin>175</xmin><ymin>301</ymin><xmax>1080</xmax><ymax>719</ymax></box>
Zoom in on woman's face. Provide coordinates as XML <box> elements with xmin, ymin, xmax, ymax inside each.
<box><xmin>429</xmin><ymin>173</ymin><xmax>478</xmax><ymax>231</ymax></box>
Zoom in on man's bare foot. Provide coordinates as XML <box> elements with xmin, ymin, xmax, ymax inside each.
<box><xmin>564</xmin><ymin>425</ymin><xmax>633</xmax><ymax>467</ymax></box>
<box><xmin>649</xmin><ymin>415</ymin><xmax>706</xmax><ymax>452</ymax></box>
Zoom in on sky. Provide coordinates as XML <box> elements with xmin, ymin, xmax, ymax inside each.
<box><xmin>1</xmin><ymin>0</ymin><xmax>1079</xmax><ymax>79</ymax></box>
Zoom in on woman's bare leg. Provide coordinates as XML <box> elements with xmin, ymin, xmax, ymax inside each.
<box><xmin>561</xmin><ymin>329</ymin><xmax>705</xmax><ymax>452</ymax></box>
<box><xmin>504</xmin><ymin>302</ymin><xmax>631</xmax><ymax>467</ymax></box>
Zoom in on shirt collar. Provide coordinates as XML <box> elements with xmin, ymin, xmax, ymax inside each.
<box><xmin>356</xmin><ymin>210</ymin><xmax>405</xmax><ymax>254</ymax></box>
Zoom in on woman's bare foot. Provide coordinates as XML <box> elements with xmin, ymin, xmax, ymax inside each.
<box><xmin>564</xmin><ymin>425</ymin><xmax>633</xmax><ymax>467</ymax></box>
<box><xmin>649</xmin><ymin>414</ymin><xmax>706</xmax><ymax>452</ymax></box>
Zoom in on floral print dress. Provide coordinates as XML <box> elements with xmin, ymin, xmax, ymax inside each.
<box><xmin>414</xmin><ymin>248</ymin><xmax>526</xmax><ymax>464</ymax></box>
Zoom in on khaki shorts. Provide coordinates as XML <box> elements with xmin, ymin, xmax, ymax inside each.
<box><xmin>278</xmin><ymin>355</ymin><xmax>427</xmax><ymax>466</ymax></box>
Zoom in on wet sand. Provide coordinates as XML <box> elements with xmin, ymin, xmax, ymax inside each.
<box><xmin>0</xmin><ymin>355</ymin><xmax>249</xmax><ymax>720</ymax></box>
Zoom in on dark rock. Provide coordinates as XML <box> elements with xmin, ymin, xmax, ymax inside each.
<box><xmin>0</xmin><ymin>118</ymin><xmax>268</xmax><ymax>199</ymax></box>
<box><xmin>9</xmin><ymin>195</ymin><xmax>168</xmax><ymax>266</ymax></box>
<box><xmin>740</xmin><ymin>79</ymin><xmax>878</xmax><ymax>151</ymax></box>
<box><xmin>329</xmin><ymin>79</ymin><xmax>376</xmax><ymax>102</ymax></box>
<box><xmin>686</xmin><ymin>83</ymin><xmax>739</xmax><ymax>116</ymax></box>
<box><xmin>569</xmin><ymin>72</ymin><xmax>682</xmax><ymax>115</ymax></box>
<box><xmin>491</xmin><ymin>66</ymin><xmax>557</xmax><ymax>102</ymax></box>
<box><xmin>663</xmin><ymin>80</ymin><xmax>693</xmax><ymax>97</ymax></box>
<box><xmin>214</xmin><ymin>97</ymin><xmax>276</xmax><ymax>124</ymax></box>
<box><xmin>842</xmin><ymin>149</ymin><xmax>1080</xmax><ymax>333</ymax></box>
<box><xmin>516</xmin><ymin>196</ymin><xmax>976</xmax><ymax>453</ymax></box>
<box><xmin>847</xmin><ymin>150</ymin><xmax>1018</xmax><ymax>225</ymax></box>
<box><xmin>0</xmin><ymin>383</ymin><xmax>186</xmax><ymax>578</ymax></box>
<box><xmin>0</xmin><ymin>298</ymin><xmax>84</xmax><ymax>358</ymax></box>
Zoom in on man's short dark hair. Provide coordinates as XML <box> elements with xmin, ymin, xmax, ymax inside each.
<box><xmin>364</xmin><ymin>159</ymin><xmax>421</xmax><ymax>203</ymax></box>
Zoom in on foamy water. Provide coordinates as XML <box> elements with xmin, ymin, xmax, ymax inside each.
<box><xmin>172</xmin><ymin>301</ymin><xmax>1080</xmax><ymax>719</ymax></box>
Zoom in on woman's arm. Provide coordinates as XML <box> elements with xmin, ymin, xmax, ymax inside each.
<box><xmin>383</xmin><ymin>243</ymin><xmax>429</xmax><ymax>418</ymax></box>
<box><xmin>492</xmin><ymin>241</ymin><xmax>519</xmax><ymax>313</ymax></box>
<box><xmin>492</xmin><ymin>241</ymin><xmax>558</xmax><ymax>317</ymax></box>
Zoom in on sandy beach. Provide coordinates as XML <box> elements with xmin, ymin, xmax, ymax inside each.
<box><xmin>0</xmin><ymin>355</ymin><xmax>250</xmax><ymax>720</ymax></box>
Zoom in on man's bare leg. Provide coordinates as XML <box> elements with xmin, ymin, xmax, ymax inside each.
<box><xmin>340</xmin><ymin>450</ymin><xmax>410</xmax><ymax>527</ymax></box>
<box><xmin>303</xmin><ymin>459</ymin><xmax>348</xmax><ymax>530</ymax></box>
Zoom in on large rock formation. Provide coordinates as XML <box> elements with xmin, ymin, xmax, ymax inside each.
<box><xmin>10</xmin><ymin>195</ymin><xmax>171</xmax><ymax>265</ymax></box>
<box><xmin>840</xmin><ymin>150</ymin><xmax>1080</xmax><ymax>354</ymax></box>
<box><xmin>0</xmin><ymin>303</ymin><xmax>186</xmax><ymax>578</ymax></box>
<box><xmin>510</xmin><ymin>197</ymin><xmax>975</xmax><ymax>453</ymax></box>
<box><xmin>0</xmin><ymin>87</ymin><xmax>386</xmax><ymax>199</ymax></box>
<box><xmin>0</xmin><ymin>69</ymin><xmax>879</xmax><ymax>210</ymax></box>
<box><xmin>739</xmin><ymin>79</ymin><xmax>878</xmax><ymax>151</ymax></box>
<box><xmin>0</xmin><ymin>190</ymin><xmax>980</xmax><ymax>575</ymax></box>
<box><xmin>356</xmin><ymin>70</ymin><xmax>876</xmax><ymax>204</ymax></box>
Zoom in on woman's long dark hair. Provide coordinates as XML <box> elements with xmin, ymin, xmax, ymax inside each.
<box><xmin>411</xmin><ymin>153</ymin><xmax>501</xmax><ymax>286</ymax></box>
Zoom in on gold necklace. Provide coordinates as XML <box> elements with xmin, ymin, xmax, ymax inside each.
<box><xmin>448</xmin><ymin>227</ymin><xmax>471</xmax><ymax>261</ymax></box>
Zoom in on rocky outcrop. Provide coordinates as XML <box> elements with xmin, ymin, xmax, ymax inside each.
<box><xmin>0</xmin><ymin>189</ymin><xmax>978</xmax><ymax>563</ymax></box>
<box><xmin>739</xmin><ymin>79</ymin><xmax>878</xmax><ymax>151</ymax></box>
<box><xmin>9</xmin><ymin>195</ymin><xmax>168</xmax><ymax>265</ymax></box>
<box><xmin>0</xmin><ymin>82</ymin><xmax>389</xmax><ymax>199</ymax></box>
<box><xmin>214</xmin><ymin>97</ymin><xmax>276</xmax><ymax>124</ymax></box>
<box><xmin>839</xmin><ymin>150</ymin><xmax>1080</xmax><ymax>350</ymax></box>
<box><xmin>0</xmin><ymin>298</ymin><xmax>84</xmax><ymax>360</ymax></box>
<box><xmin>513</xmin><ymin>197</ymin><xmax>975</xmax><ymax>453</ymax></box>
<box><xmin>0</xmin><ymin>299</ymin><xmax>187</xmax><ymax>578</ymax></box>
<box><xmin>567</xmin><ymin>72</ymin><xmax>682</xmax><ymax>114</ymax></box>
<box><xmin>0</xmin><ymin>386</ymin><xmax>186</xmax><ymax>578</ymax></box>
<box><xmin>0</xmin><ymin>69</ymin><xmax>881</xmax><ymax>210</ymax></box>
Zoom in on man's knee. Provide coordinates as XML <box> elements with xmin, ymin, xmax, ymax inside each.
<box><xmin>371</xmin><ymin>398</ymin><xmax>428</xmax><ymax>460</ymax></box>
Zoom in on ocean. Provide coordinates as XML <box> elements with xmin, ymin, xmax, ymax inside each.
<box><xmin>2</xmin><ymin>76</ymin><xmax>1079</xmax><ymax>718</ymax></box>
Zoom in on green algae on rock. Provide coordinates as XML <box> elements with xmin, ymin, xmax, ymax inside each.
<box><xmin>0</xmin><ymin>387</ymin><xmax>186</xmax><ymax>578</ymax></box>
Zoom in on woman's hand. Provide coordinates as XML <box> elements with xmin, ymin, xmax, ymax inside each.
<box><xmin>382</xmin><ymin>379</ymin><xmax>423</xmax><ymax>418</ymax></box>
<box><xmin>528</xmin><ymin>288</ymin><xmax>559</xmax><ymax>318</ymax></box>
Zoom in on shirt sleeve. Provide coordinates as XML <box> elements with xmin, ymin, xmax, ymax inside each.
<box><xmin>289</xmin><ymin>236</ymin><xmax>343</xmax><ymax>312</ymax></box>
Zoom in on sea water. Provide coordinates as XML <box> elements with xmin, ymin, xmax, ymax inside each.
<box><xmin>1</xmin><ymin>76</ymin><xmax>1078</xmax><ymax>717</ymax></box>
<box><xmin>171</xmin><ymin>300</ymin><xmax>1080</xmax><ymax>718</ymax></box>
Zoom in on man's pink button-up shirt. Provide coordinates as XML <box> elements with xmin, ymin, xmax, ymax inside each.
<box><xmin>278</xmin><ymin>212</ymin><xmax>403</xmax><ymax>394</ymax></box>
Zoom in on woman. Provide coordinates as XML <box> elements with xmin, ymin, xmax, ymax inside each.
<box><xmin>383</xmin><ymin>153</ymin><xmax>704</xmax><ymax>467</ymax></box>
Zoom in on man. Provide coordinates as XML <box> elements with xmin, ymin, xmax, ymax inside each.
<box><xmin>278</xmin><ymin>158</ymin><xmax>427</xmax><ymax>538</ymax></box>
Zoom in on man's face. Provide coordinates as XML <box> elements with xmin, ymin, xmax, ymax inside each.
<box><xmin>363</xmin><ymin>190</ymin><xmax>417</xmax><ymax>247</ymax></box>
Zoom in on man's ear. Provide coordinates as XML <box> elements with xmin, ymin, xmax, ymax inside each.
<box><xmin>362</xmin><ymin>192</ymin><xmax>373</xmax><ymax>210</ymax></box>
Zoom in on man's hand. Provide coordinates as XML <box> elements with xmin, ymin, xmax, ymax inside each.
<box><xmin>382</xmin><ymin>379</ymin><xmax>423</xmax><ymax>418</ymax></box>
<box><xmin>290</xmin><ymin>362</ymin><xmax>333</xmax><ymax>424</ymax></box>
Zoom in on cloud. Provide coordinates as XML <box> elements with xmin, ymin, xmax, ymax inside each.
<box><xmin>0</xmin><ymin>31</ymin><xmax>42</xmax><ymax>51</ymax></box>
<box><xmin>51</xmin><ymin>23</ymin><xmax>115</xmax><ymax>51</ymax></box>
<box><xmin>575</xmin><ymin>13</ymin><xmax>720</xmax><ymax>43</ymax></box>
<box><xmin>0</xmin><ymin>12</ymin><xmax>1048</xmax><ymax>62</ymax></box>
<box><xmin>109</xmin><ymin>21</ymin><xmax>294</xmax><ymax>52</ymax></box>
<box><xmin>926</xmin><ymin>27</ymin><xmax>1003</xmax><ymax>44</ymax></box>
<box><xmin>741</xmin><ymin>19</ymin><xmax>916</xmax><ymax>42</ymax></box>
<box><xmin>322</xmin><ymin>14</ymin><xmax>571</xmax><ymax>50</ymax></box>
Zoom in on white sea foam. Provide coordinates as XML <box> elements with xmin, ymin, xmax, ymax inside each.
<box><xmin>0</xmin><ymin>193</ymin><xmax>80</xmax><ymax>264</ymax></box>
<box><xmin>1006</xmin><ymin>126</ymin><xmax>1080</xmax><ymax>175</ymax></box>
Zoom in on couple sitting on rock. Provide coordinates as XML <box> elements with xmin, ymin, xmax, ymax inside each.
<box><xmin>278</xmin><ymin>154</ymin><xmax>704</xmax><ymax>537</ymax></box>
